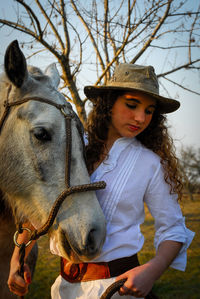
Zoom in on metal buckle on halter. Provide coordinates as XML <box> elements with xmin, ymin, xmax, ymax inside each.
<box><xmin>60</xmin><ymin>105</ymin><xmax>74</xmax><ymax>119</ymax></box>
<box><xmin>13</xmin><ymin>227</ymin><xmax>33</xmax><ymax>248</ymax></box>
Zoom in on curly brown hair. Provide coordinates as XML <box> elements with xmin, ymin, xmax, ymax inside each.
<box><xmin>85</xmin><ymin>91</ymin><xmax>183</xmax><ymax>200</ymax></box>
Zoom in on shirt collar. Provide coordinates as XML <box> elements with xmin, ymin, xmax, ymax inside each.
<box><xmin>91</xmin><ymin>137</ymin><xmax>141</xmax><ymax>180</ymax></box>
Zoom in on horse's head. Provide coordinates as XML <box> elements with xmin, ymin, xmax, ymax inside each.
<box><xmin>0</xmin><ymin>40</ymin><xmax>106</xmax><ymax>262</ymax></box>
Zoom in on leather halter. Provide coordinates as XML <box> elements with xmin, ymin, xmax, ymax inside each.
<box><xmin>0</xmin><ymin>91</ymin><xmax>106</xmax><ymax>241</ymax></box>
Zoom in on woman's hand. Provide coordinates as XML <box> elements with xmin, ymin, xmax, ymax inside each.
<box><xmin>7</xmin><ymin>222</ymin><xmax>36</xmax><ymax>296</ymax></box>
<box><xmin>116</xmin><ymin>241</ymin><xmax>183</xmax><ymax>297</ymax></box>
<box><xmin>7</xmin><ymin>260</ymin><xmax>31</xmax><ymax>297</ymax></box>
<box><xmin>116</xmin><ymin>263</ymin><xmax>155</xmax><ymax>298</ymax></box>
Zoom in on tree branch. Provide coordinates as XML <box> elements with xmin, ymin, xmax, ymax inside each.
<box><xmin>130</xmin><ymin>0</ymin><xmax>172</xmax><ymax>63</ymax></box>
<box><xmin>188</xmin><ymin>4</ymin><xmax>200</xmax><ymax>63</ymax></box>
<box><xmin>16</xmin><ymin>0</ymin><xmax>43</xmax><ymax>37</ymax></box>
<box><xmin>60</xmin><ymin>0</ymin><xmax>70</xmax><ymax>58</ymax></box>
<box><xmin>70</xmin><ymin>0</ymin><xmax>105</xmax><ymax>72</ymax></box>
<box><xmin>163</xmin><ymin>76</ymin><xmax>200</xmax><ymax>96</ymax></box>
<box><xmin>104</xmin><ymin>0</ymin><xmax>109</xmax><ymax>72</ymax></box>
<box><xmin>35</xmin><ymin>0</ymin><xmax>65</xmax><ymax>51</ymax></box>
<box><xmin>168</xmin><ymin>12</ymin><xmax>200</xmax><ymax>17</ymax></box>
<box><xmin>157</xmin><ymin>58</ymin><xmax>200</xmax><ymax>77</ymax></box>
<box><xmin>0</xmin><ymin>19</ymin><xmax>36</xmax><ymax>37</ymax></box>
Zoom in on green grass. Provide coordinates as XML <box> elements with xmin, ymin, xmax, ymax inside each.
<box><xmin>26</xmin><ymin>195</ymin><xmax>200</xmax><ymax>299</ymax></box>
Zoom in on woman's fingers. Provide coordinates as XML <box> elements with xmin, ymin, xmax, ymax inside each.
<box><xmin>117</xmin><ymin>272</ymin><xmax>144</xmax><ymax>297</ymax></box>
<box><xmin>119</xmin><ymin>283</ymin><xmax>143</xmax><ymax>297</ymax></box>
<box><xmin>8</xmin><ymin>279</ymin><xmax>28</xmax><ymax>296</ymax></box>
<box><xmin>7</xmin><ymin>263</ymin><xmax>31</xmax><ymax>296</ymax></box>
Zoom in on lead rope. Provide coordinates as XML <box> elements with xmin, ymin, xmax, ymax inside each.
<box><xmin>16</xmin><ymin>223</ymin><xmax>26</xmax><ymax>299</ymax></box>
<box><xmin>65</xmin><ymin>115</ymin><xmax>72</xmax><ymax>188</ymax></box>
<box><xmin>100</xmin><ymin>279</ymin><xmax>158</xmax><ymax>299</ymax></box>
<box><xmin>100</xmin><ymin>279</ymin><xmax>127</xmax><ymax>299</ymax></box>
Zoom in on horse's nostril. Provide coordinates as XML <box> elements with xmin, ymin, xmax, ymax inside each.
<box><xmin>86</xmin><ymin>228</ymin><xmax>97</xmax><ymax>253</ymax></box>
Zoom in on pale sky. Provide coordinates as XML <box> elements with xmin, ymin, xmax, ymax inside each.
<box><xmin>0</xmin><ymin>0</ymin><xmax>199</xmax><ymax>152</ymax></box>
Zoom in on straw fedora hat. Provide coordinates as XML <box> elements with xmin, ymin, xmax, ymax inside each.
<box><xmin>84</xmin><ymin>63</ymin><xmax>180</xmax><ymax>114</ymax></box>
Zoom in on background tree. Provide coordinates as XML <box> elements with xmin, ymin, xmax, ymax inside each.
<box><xmin>0</xmin><ymin>0</ymin><xmax>200</xmax><ymax>126</ymax></box>
<box><xmin>179</xmin><ymin>146</ymin><xmax>200</xmax><ymax>200</ymax></box>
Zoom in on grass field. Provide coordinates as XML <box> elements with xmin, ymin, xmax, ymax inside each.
<box><xmin>26</xmin><ymin>195</ymin><xmax>200</xmax><ymax>299</ymax></box>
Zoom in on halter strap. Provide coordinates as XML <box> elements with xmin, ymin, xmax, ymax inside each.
<box><xmin>0</xmin><ymin>96</ymin><xmax>70</xmax><ymax>134</ymax></box>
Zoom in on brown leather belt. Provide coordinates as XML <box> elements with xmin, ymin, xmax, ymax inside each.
<box><xmin>61</xmin><ymin>254</ymin><xmax>139</xmax><ymax>283</ymax></box>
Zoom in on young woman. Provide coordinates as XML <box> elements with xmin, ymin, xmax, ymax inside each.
<box><xmin>8</xmin><ymin>64</ymin><xmax>194</xmax><ymax>299</ymax></box>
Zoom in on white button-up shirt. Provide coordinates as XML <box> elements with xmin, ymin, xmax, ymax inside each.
<box><xmin>89</xmin><ymin>137</ymin><xmax>194</xmax><ymax>271</ymax></box>
<box><xmin>50</xmin><ymin>137</ymin><xmax>194</xmax><ymax>271</ymax></box>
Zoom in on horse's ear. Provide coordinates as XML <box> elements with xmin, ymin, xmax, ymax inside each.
<box><xmin>44</xmin><ymin>63</ymin><xmax>60</xmax><ymax>88</ymax></box>
<box><xmin>4</xmin><ymin>40</ymin><xmax>28</xmax><ymax>88</ymax></box>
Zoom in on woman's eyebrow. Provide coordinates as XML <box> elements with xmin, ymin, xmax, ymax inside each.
<box><xmin>125</xmin><ymin>97</ymin><xmax>140</xmax><ymax>103</ymax></box>
<box><xmin>125</xmin><ymin>97</ymin><xmax>156</xmax><ymax>108</ymax></box>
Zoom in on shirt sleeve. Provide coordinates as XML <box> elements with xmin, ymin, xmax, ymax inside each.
<box><xmin>144</xmin><ymin>163</ymin><xmax>195</xmax><ymax>271</ymax></box>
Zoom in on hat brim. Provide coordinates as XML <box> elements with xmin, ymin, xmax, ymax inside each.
<box><xmin>84</xmin><ymin>85</ymin><xmax>180</xmax><ymax>114</ymax></box>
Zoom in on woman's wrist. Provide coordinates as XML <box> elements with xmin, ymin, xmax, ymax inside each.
<box><xmin>146</xmin><ymin>256</ymin><xmax>168</xmax><ymax>281</ymax></box>
<box><xmin>10</xmin><ymin>249</ymin><xmax>20</xmax><ymax>265</ymax></box>
<box><xmin>145</xmin><ymin>240</ymin><xmax>183</xmax><ymax>281</ymax></box>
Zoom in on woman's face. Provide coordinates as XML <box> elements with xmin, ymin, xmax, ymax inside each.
<box><xmin>108</xmin><ymin>91</ymin><xmax>156</xmax><ymax>142</ymax></box>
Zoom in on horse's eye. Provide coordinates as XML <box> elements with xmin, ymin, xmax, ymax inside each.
<box><xmin>32</xmin><ymin>127</ymin><xmax>51</xmax><ymax>141</ymax></box>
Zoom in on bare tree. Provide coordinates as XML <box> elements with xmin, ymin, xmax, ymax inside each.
<box><xmin>0</xmin><ymin>0</ymin><xmax>200</xmax><ymax>125</ymax></box>
<box><xmin>179</xmin><ymin>146</ymin><xmax>200</xmax><ymax>200</ymax></box>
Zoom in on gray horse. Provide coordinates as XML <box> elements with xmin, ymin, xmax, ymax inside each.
<box><xmin>0</xmin><ymin>40</ymin><xmax>106</xmax><ymax>298</ymax></box>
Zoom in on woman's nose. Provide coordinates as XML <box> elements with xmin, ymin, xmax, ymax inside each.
<box><xmin>134</xmin><ymin>110</ymin><xmax>146</xmax><ymax>123</ymax></box>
